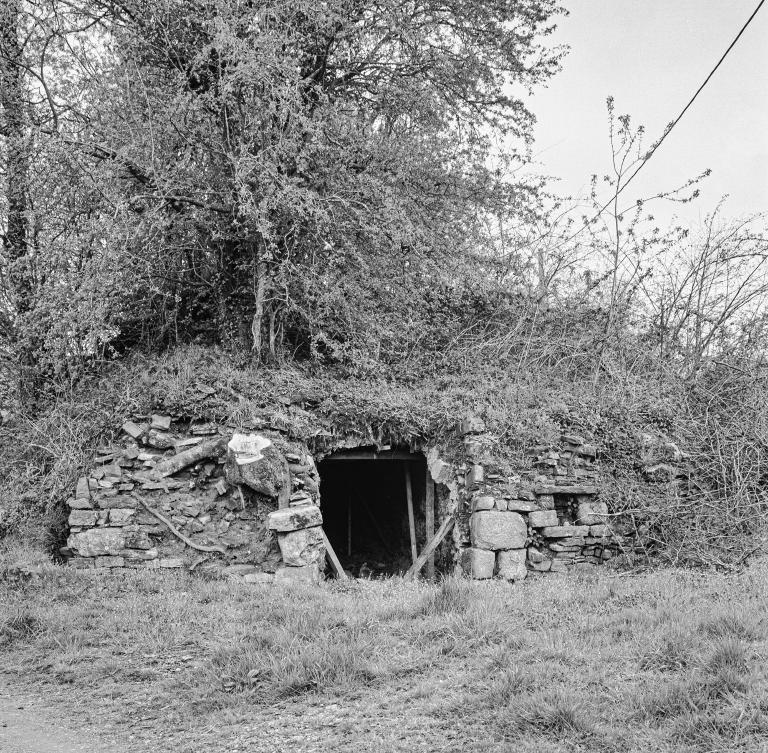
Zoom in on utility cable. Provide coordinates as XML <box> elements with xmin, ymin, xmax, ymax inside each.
<box><xmin>525</xmin><ymin>0</ymin><xmax>766</xmax><ymax>252</ymax></box>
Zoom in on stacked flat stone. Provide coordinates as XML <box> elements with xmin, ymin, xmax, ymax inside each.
<box><xmin>459</xmin><ymin>421</ymin><xmax>621</xmax><ymax>579</ymax></box>
<box><xmin>64</xmin><ymin>415</ymin><xmax>321</xmax><ymax>576</ymax></box>
<box><xmin>267</xmin><ymin>505</ymin><xmax>325</xmax><ymax>583</ymax></box>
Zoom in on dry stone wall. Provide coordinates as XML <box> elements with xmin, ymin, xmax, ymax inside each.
<box><xmin>64</xmin><ymin>415</ymin><xmax>324</xmax><ymax>582</ymax></box>
<box><xmin>63</xmin><ymin>410</ymin><xmax>621</xmax><ymax>582</ymax></box>
<box><xmin>457</xmin><ymin>419</ymin><xmax>621</xmax><ymax>580</ymax></box>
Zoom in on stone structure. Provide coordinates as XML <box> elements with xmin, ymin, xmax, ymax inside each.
<box><xmin>455</xmin><ymin>419</ymin><xmax>620</xmax><ymax>580</ymax></box>
<box><xmin>63</xmin><ymin>411</ymin><xmax>622</xmax><ymax>581</ymax></box>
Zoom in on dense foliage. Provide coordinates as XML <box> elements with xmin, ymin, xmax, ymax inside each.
<box><xmin>1</xmin><ymin>0</ymin><xmax>566</xmax><ymax>387</ymax></box>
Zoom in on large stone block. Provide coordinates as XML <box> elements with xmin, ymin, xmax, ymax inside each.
<box><xmin>278</xmin><ymin>526</ymin><xmax>325</xmax><ymax>566</ymax></box>
<box><xmin>575</xmin><ymin>500</ymin><xmax>608</xmax><ymax>526</ymax></box>
<box><xmin>226</xmin><ymin>433</ymin><xmax>290</xmax><ymax>500</ymax></box>
<box><xmin>68</xmin><ymin>528</ymin><xmax>127</xmax><ymax>557</ymax></box>
<box><xmin>274</xmin><ymin>563</ymin><xmax>322</xmax><ymax>585</ymax></box>
<box><xmin>267</xmin><ymin>505</ymin><xmax>322</xmax><ymax>532</ymax></box>
<box><xmin>460</xmin><ymin>548</ymin><xmax>495</xmax><ymax>579</ymax></box>
<box><xmin>470</xmin><ymin>511</ymin><xmax>527</xmax><ymax>550</ymax></box>
<box><xmin>528</xmin><ymin>510</ymin><xmax>558</xmax><ymax>528</ymax></box>
<box><xmin>497</xmin><ymin>549</ymin><xmax>527</xmax><ymax>582</ymax></box>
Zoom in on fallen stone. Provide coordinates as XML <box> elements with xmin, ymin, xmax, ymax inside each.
<box><xmin>549</xmin><ymin>560</ymin><xmax>569</xmax><ymax>572</ymax></box>
<box><xmin>561</xmin><ymin>433</ymin><xmax>585</xmax><ymax>446</ymax></box>
<box><xmin>215</xmin><ymin>479</ymin><xmax>228</xmax><ymax>495</ymax></box>
<box><xmin>267</xmin><ymin>505</ymin><xmax>322</xmax><ymax>532</ymax></box>
<box><xmin>528</xmin><ymin>560</ymin><xmax>551</xmax><ymax>572</ymax></box>
<box><xmin>470</xmin><ymin>511</ymin><xmax>527</xmax><ymax>550</ymax></box>
<box><xmin>576</xmin><ymin>500</ymin><xmax>609</xmax><ymax>526</ymax></box>
<box><xmin>274</xmin><ymin>563</ymin><xmax>322</xmax><ymax>585</ymax></box>
<box><xmin>528</xmin><ymin>510</ymin><xmax>558</xmax><ymax>528</ymax></box>
<box><xmin>496</xmin><ymin>549</ymin><xmax>527</xmax><ymax>581</ymax></box>
<box><xmin>122</xmin><ymin>421</ymin><xmax>145</xmax><ymax>439</ymax></box>
<box><xmin>277</xmin><ymin>526</ymin><xmax>324</xmax><ymax>566</ymax></box>
<box><xmin>460</xmin><ymin>548</ymin><xmax>495</xmax><ymax>579</ymax></box>
<box><xmin>151</xmin><ymin>414</ymin><xmax>172</xmax><ymax>431</ymax></box>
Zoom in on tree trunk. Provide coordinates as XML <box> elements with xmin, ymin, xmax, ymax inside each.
<box><xmin>0</xmin><ymin>0</ymin><xmax>31</xmax><ymax>314</ymax></box>
<box><xmin>251</xmin><ymin>259</ymin><xmax>266</xmax><ymax>362</ymax></box>
<box><xmin>0</xmin><ymin>0</ymin><xmax>35</xmax><ymax>405</ymax></box>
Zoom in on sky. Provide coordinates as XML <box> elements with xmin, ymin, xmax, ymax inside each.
<box><xmin>527</xmin><ymin>0</ymin><xmax>768</xmax><ymax>226</ymax></box>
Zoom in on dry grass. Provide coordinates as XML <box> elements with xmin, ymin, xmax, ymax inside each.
<box><xmin>1</xmin><ymin>553</ymin><xmax>768</xmax><ymax>753</ymax></box>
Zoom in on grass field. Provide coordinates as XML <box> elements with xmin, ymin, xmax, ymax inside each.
<box><xmin>2</xmin><ymin>547</ymin><xmax>767</xmax><ymax>753</ymax></box>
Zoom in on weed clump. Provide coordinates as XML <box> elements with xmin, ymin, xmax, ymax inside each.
<box><xmin>0</xmin><ymin>609</ymin><xmax>42</xmax><ymax>646</ymax></box>
<box><xmin>415</xmin><ymin>576</ymin><xmax>472</xmax><ymax>617</ymax></box>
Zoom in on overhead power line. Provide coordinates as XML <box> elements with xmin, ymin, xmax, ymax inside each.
<box><xmin>529</xmin><ymin>0</ymin><xmax>766</xmax><ymax>253</ymax></box>
<box><xmin>610</xmin><ymin>0</ymin><xmax>766</xmax><ymax>205</ymax></box>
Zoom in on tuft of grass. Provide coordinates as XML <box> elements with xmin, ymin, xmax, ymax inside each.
<box><xmin>414</xmin><ymin>575</ymin><xmax>472</xmax><ymax>617</ymax></box>
<box><xmin>638</xmin><ymin>628</ymin><xmax>695</xmax><ymax>672</ymax></box>
<box><xmin>0</xmin><ymin>609</ymin><xmax>43</xmax><ymax>646</ymax></box>
<box><xmin>502</xmin><ymin>689</ymin><xmax>594</xmax><ymax>740</ymax></box>
<box><xmin>698</xmin><ymin>612</ymin><xmax>761</xmax><ymax>642</ymax></box>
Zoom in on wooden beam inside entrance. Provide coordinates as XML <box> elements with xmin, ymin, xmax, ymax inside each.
<box><xmin>321</xmin><ymin>529</ymin><xmax>348</xmax><ymax>581</ymax></box>
<box><xmin>405</xmin><ymin>465</ymin><xmax>417</xmax><ymax>564</ymax></box>
<box><xmin>425</xmin><ymin>472</ymin><xmax>435</xmax><ymax>579</ymax></box>
<box><xmin>405</xmin><ymin>516</ymin><xmax>455</xmax><ymax>581</ymax></box>
<box><xmin>322</xmin><ymin>449</ymin><xmax>417</xmax><ymax>461</ymax></box>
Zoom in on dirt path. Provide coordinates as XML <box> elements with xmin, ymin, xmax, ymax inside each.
<box><xmin>0</xmin><ymin>683</ymin><xmax>123</xmax><ymax>753</ymax></box>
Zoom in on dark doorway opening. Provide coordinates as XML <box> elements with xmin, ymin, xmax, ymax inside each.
<box><xmin>318</xmin><ymin>448</ymin><xmax>428</xmax><ymax>578</ymax></box>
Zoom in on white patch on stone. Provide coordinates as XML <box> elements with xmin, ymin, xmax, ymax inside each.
<box><xmin>227</xmin><ymin>433</ymin><xmax>272</xmax><ymax>465</ymax></box>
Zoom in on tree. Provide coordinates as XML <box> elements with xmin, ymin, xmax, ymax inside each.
<box><xmin>0</xmin><ymin>0</ymin><xmax>36</xmax><ymax>401</ymax></box>
<box><xmin>1</xmin><ymin>0</ymin><xmax>565</xmax><ymax>381</ymax></box>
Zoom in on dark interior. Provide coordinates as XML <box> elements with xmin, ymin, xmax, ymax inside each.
<box><xmin>318</xmin><ymin>449</ymin><xmax>427</xmax><ymax>577</ymax></box>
